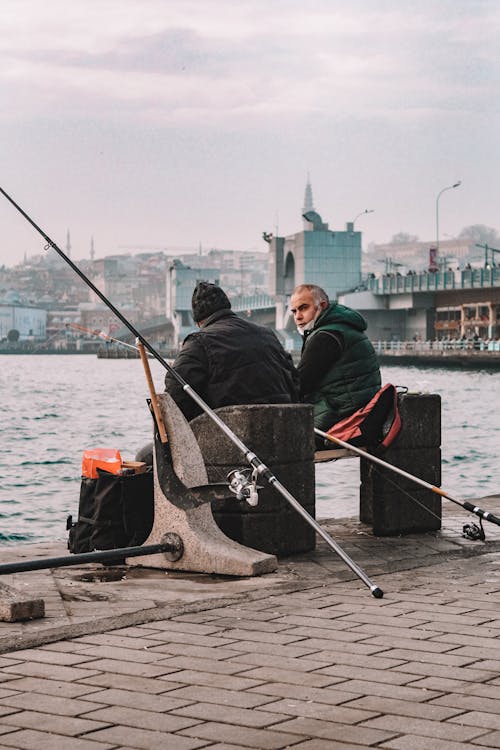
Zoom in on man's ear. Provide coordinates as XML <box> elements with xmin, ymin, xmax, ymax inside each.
<box><xmin>320</xmin><ymin>300</ymin><xmax>328</xmax><ymax>311</ymax></box>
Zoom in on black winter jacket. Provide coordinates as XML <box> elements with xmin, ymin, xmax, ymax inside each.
<box><xmin>165</xmin><ymin>309</ymin><xmax>299</xmax><ymax>421</ymax></box>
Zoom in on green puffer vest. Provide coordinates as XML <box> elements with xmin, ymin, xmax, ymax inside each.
<box><xmin>302</xmin><ymin>302</ymin><xmax>381</xmax><ymax>431</ymax></box>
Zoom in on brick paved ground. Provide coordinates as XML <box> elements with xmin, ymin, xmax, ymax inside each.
<box><xmin>0</xmin><ymin>499</ymin><xmax>500</xmax><ymax>748</ymax></box>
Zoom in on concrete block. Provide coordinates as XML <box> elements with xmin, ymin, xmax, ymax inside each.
<box><xmin>360</xmin><ymin>448</ymin><xmax>441</xmax><ymax>494</ymax></box>
<box><xmin>391</xmin><ymin>393</ymin><xmax>441</xmax><ymax>449</ymax></box>
<box><xmin>191</xmin><ymin>404</ymin><xmax>316</xmax><ymax>557</ymax></box>
<box><xmin>191</xmin><ymin>404</ymin><xmax>316</xmax><ymax>466</ymax></box>
<box><xmin>206</xmin><ymin>460</ymin><xmax>315</xmax><ymax>514</ymax></box>
<box><xmin>360</xmin><ymin>488</ymin><xmax>442</xmax><ymax>535</ymax></box>
<box><xmin>0</xmin><ymin>582</ymin><xmax>45</xmax><ymax>622</ymax></box>
<box><xmin>216</xmin><ymin>504</ymin><xmax>316</xmax><ymax>557</ymax></box>
<box><xmin>359</xmin><ymin>392</ymin><xmax>442</xmax><ymax>536</ymax></box>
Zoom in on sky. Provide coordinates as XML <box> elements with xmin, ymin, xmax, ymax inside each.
<box><xmin>1</xmin><ymin>0</ymin><xmax>499</xmax><ymax>267</ymax></box>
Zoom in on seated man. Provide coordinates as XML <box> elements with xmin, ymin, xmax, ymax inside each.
<box><xmin>290</xmin><ymin>284</ymin><xmax>381</xmax><ymax>437</ymax></box>
<box><xmin>164</xmin><ymin>281</ymin><xmax>299</xmax><ymax>421</ymax></box>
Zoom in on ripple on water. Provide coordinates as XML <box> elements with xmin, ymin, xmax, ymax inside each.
<box><xmin>19</xmin><ymin>459</ymin><xmax>72</xmax><ymax>466</ymax></box>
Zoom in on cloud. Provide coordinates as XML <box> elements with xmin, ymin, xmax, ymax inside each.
<box><xmin>1</xmin><ymin>0</ymin><xmax>499</xmax><ymax>128</ymax></box>
<box><xmin>0</xmin><ymin>0</ymin><xmax>499</xmax><ymax>266</ymax></box>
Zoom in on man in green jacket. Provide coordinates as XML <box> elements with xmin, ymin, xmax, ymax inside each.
<box><xmin>290</xmin><ymin>284</ymin><xmax>381</xmax><ymax>435</ymax></box>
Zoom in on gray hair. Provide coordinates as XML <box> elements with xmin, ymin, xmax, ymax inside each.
<box><xmin>292</xmin><ymin>284</ymin><xmax>329</xmax><ymax>307</ymax></box>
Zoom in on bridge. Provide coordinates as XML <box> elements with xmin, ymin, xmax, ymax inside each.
<box><xmin>365</xmin><ymin>266</ymin><xmax>500</xmax><ymax>295</ymax></box>
<box><xmin>230</xmin><ymin>293</ymin><xmax>277</xmax><ymax>327</ymax></box>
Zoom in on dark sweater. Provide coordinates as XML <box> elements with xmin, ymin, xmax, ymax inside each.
<box><xmin>165</xmin><ymin>309</ymin><xmax>299</xmax><ymax>421</ymax></box>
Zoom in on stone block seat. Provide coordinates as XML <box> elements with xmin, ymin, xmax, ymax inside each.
<box><xmin>314</xmin><ymin>392</ymin><xmax>442</xmax><ymax>536</ymax></box>
<box><xmin>190</xmin><ymin>403</ymin><xmax>317</xmax><ymax>557</ymax></box>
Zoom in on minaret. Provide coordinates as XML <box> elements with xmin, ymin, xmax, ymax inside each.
<box><xmin>302</xmin><ymin>174</ymin><xmax>314</xmax><ymax>228</ymax></box>
<box><xmin>90</xmin><ymin>235</ymin><xmax>95</xmax><ymax>261</ymax></box>
<box><xmin>66</xmin><ymin>229</ymin><xmax>71</xmax><ymax>258</ymax></box>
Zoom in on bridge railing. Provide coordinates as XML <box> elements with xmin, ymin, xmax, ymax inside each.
<box><xmin>366</xmin><ymin>267</ymin><xmax>500</xmax><ymax>295</ymax></box>
<box><xmin>374</xmin><ymin>339</ymin><xmax>500</xmax><ymax>353</ymax></box>
<box><xmin>231</xmin><ymin>293</ymin><xmax>276</xmax><ymax>312</ymax></box>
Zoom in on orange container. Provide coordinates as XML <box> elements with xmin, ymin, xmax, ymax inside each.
<box><xmin>81</xmin><ymin>448</ymin><xmax>122</xmax><ymax>479</ymax></box>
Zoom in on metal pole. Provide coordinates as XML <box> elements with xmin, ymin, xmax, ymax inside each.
<box><xmin>0</xmin><ymin>542</ymin><xmax>178</xmax><ymax>576</ymax></box>
<box><xmin>436</xmin><ymin>181</ymin><xmax>461</xmax><ymax>252</ymax></box>
<box><xmin>352</xmin><ymin>208</ymin><xmax>374</xmax><ymax>230</ymax></box>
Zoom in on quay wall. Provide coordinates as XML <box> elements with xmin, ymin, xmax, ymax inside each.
<box><xmin>373</xmin><ymin>340</ymin><xmax>500</xmax><ymax>369</ymax></box>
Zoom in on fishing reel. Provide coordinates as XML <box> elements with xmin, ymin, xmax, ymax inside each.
<box><xmin>463</xmin><ymin>518</ymin><xmax>486</xmax><ymax>541</ymax></box>
<box><xmin>227</xmin><ymin>467</ymin><xmax>260</xmax><ymax>507</ymax></box>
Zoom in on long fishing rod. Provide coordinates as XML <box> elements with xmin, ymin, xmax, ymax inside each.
<box><xmin>315</xmin><ymin>428</ymin><xmax>500</xmax><ymax>531</ymax></box>
<box><xmin>0</xmin><ymin>186</ymin><xmax>383</xmax><ymax>598</ymax></box>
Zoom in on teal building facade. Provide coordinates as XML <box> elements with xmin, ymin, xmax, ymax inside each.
<box><xmin>269</xmin><ymin>207</ymin><xmax>362</xmax><ymax>332</ymax></box>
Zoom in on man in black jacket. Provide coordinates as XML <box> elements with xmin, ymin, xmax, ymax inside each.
<box><xmin>165</xmin><ymin>282</ymin><xmax>299</xmax><ymax>421</ymax></box>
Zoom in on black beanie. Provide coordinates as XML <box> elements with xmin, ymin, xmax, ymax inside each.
<box><xmin>191</xmin><ymin>282</ymin><xmax>231</xmax><ymax>323</ymax></box>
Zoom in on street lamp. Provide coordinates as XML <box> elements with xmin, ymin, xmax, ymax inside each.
<box><xmin>436</xmin><ymin>181</ymin><xmax>461</xmax><ymax>251</ymax></box>
<box><xmin>352</xmin><ymin>209</ymin><xmax>374</xmax><ymax>229</ymax></box>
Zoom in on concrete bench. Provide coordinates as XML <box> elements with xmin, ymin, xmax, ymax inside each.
<box><xmin>133</xmin><ymin>393</ymin><xmax>440</xmax><ymax>572</ymax></box>
<box><xmin>314</xmin><ymin>447</ymin><xmax>361</xmax><ymax>462</ymax></box>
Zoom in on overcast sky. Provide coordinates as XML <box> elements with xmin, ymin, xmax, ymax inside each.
<box><xmin>1</xmin><ymin>0</ymin><xmax>498</xmax><ymax>267</ymax></box>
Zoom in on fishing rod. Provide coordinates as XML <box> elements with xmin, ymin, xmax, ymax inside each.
<box><xmin>0</xmin><ymin>186</ymin><xmax>383</xmax><ymax>598</ymax></box>
<box><xmin>315</xmin><ymin>428</ymin><xmax>500</xmax><ymax>533</ymax></box>
<box><xmin>66</xmin><ymin>322</ymin><xmax>138</xmax><ymax>351</ymax></box>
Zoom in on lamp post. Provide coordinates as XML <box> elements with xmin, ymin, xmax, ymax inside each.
<box><xmin>352</xmin><ymin>209</ymin><xmax>374</xmax><ymax>229</ymax></box>
<box><xmin>436</xmin><ymin>181</ymin><xmax>461</xmax><ymax>251</ymax></box>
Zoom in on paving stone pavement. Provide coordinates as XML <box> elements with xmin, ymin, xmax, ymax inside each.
<box><xmin>0</xmin><ymin>497</ymin><xmax>499</xmax><ymax>749</ymax></box>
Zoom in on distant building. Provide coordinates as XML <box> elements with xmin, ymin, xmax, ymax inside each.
<box><xmin>0</xmin><ymin>299</ymin><xmax>46</xmax><ymax>341</ymax></box>
<box><xmin>88</xmin><ymin>254</ymin><xmax>167</xmax><ymax>319</ymax></box>
<box><xmin>166</xmin><ymin>260</ymin><xmax>220</xmax><ymax>346</ymax></box>
<box><xmin>78</xmin><ymin>302</ymin><xmax>140</xmax><ymax>337</ymax></box>
<box><xmin>268</xmin><ymin>184</ymin><xmax>362</xmax><ymax>331</ymax></box>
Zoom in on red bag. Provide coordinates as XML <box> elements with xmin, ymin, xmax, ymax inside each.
<box><xmin>326</xmin><ymin>384</ymin><xmax>403</xmax><ymax>450</ymax></box>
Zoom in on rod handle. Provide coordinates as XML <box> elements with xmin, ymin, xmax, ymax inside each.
<box><xmin>137</xmin><ymin>340</ymin><xmax>168</xmax><ymax>444</ymax></box>
<box><xmin>463</xmin><ymin>501</ymin><xmax>500</xmax><ymax>527</ymax></box>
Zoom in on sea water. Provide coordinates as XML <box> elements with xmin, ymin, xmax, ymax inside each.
<box><xmin>0</xmin><ymin>354</ymin><xmax>498</xmax><ymax>544</ymax></box>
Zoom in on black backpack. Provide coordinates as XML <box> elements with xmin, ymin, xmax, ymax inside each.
<box><xmin>67</xmin><ymin>468</ymin><xmax>154</xmax><ymax>554</ymax></box>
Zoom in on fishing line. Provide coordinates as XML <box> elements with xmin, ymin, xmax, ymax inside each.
<box><xmin>0</xmin><ymin>186</ymin><xmax>384</xmax><ymax>598</ymax></box>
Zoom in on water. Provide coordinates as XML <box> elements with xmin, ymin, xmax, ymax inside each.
<box><xmin>0</xmin><ymin>355</ymin><xmax>498</xmax><ymax>544</ymax></box>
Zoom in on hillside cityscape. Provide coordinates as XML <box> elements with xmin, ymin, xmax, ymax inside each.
<box><xmin>1</xmin><ymin>182</ymin><xmax>499</xmax><ymax>353</ymax></box>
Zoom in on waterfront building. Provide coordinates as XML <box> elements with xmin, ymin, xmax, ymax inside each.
<box><xmin>268</xmin><ymin>186</ymin><xmax>362</xmax><ymax>331</ymax></box>
<box><xmin>88</xmin><ymin>254</ymin><xmax>167</xmax><ymax>320</ymax></box>
<box><xmin>78</xmin><ymin>302</ymin><xmax>140</xmax><ymax>338</ymax></box>
<box><xmin>0</xmin><ymin>296</ymin><xmax>46</xmax><ymax>342</ymax></box>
